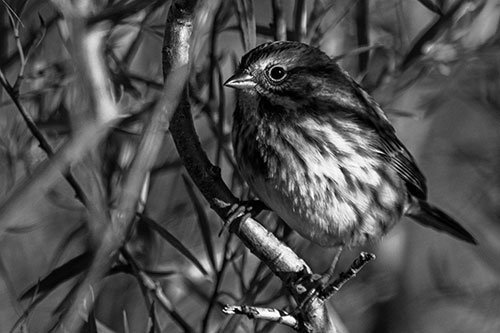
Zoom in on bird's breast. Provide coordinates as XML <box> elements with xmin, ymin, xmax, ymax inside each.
<box><xmin>233</xmin><ymin>102</ymin><xmax>405</xmax><ymax>247</ymax></box>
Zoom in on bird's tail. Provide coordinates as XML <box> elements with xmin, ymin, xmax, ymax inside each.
<box><xmin>407</xmin><ymin>201</ymin><xmax>477</xmax><ymax>244</ymax></box>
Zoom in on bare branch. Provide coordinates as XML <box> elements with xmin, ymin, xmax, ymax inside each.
<box><xmin>222</xmin><ymin>305</ymin><xmax>299</xmax><ymax>330</ymax></box>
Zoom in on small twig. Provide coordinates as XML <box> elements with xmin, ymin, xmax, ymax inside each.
<box><xmin>201</xmin><ymin>232</ymin><xmax>233</xmax><ymax>333</ymax></box>
<box><xmin>6</xmin><ymin>9</ymin><xmax>25</xmax><ymax>95</ymax></box>
<box><xmin>1</xmin><ymin>14</ymin><xmax>59</xmax><ymax>71</ymax></box>
<box><xmin>401</xmin><ymin>0</ymin><xmax>467</xmax><ymax>69</ymax></box>
<box><xmin>319</xmin><ymin>252</ymin><xmax>376</xmax><ymax>301</ymax></box>
<box><xmin>1</xmin><ymin>0</ymin><xmax>23</xmax><ymax>26</ymax></box>
<box><xmin>0</xmin><ymin>67</ymin><xmax>91</xmax><ymax>206</ymax></box>
<box><xmin>0</xmin><ymin>71</ymin><xmax>53</xmax><ymax>155</ymax></box>
<box><xmin>121</xmin><ymin>249</ymin><xmax>194</xmax><ymax>332</ymax></box>
<box><xmin>140</xmin><ymin>271</ymin><xmax>195</xmax><ymax>333</ymax></box>
<box><xmin>1</xmin><ymin>6</ymin><xmax>86</xmax><ymax>210</ymax></box>
<box><xmin>222</xmin><ymin>305</ymin><xmax>299</xmax><ymax>330</ymax></box>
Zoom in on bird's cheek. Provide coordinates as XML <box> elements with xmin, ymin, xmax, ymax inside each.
<box><xmin>237</xmin><ymin>88</ymin><xmax>259</xmax><ymax>100</ymax></box>
<box><xmin>255</xmin><ymin>85</ymin><xmax>267</xmax><ymax>96</ymax></box>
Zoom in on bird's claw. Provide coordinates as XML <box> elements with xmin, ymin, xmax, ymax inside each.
<box><xmin>292</xmin><ymin>273</ymin><xmax>327</xmax><ymax>309</ymax></box>
<box><xmin>219</xmin><ymin>200</ymin><xmax>268</xmax><ymax>236</ymax></box>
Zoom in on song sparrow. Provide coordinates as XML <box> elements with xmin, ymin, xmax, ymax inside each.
<box><xmin>225</xmin><ymin>41</ymin><xmax>476</xmax><ymax>250</ymax></box>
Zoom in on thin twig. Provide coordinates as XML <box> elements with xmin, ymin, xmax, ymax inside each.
<box><xmin>201</xmin><ymin>233</ymin><xmax>233</xmax><ymax>333</ymax></box>
<box><xmin>0</xmin><ymin>67</ymin><xmax>91</xmax><ymax>209</ymax></box>
<box><xmin>1</xmin><ymin>14</ymin><xmax>59</xmax><ymax>70</ymax></box>
<box><xmin>0</xmin><ymin>70</ymin><xmax>54</xmax><ymax>155</ymax></box>
<box><xmin>6</xmin><ymin>9</ymin><xmax>25</xmax><ymax>94</ymax></box>
<box><xmin>141</xmin><ymin>272</ymin><xmax>194</xmax><ymax>333</ymax></box>
<box><xmin>121</xmin><ymin>249</ymin><xmax>193</xmax><ymax>332</ymax></box>
<box><xmin>319</xmin><ymin>252</ymin><xmax>376</xmax><ymax>301</ymax></box>
<box><xmin>1</xmin><ymin>0</ymin><xmax>23</xmax><ymax>26</ymax></box>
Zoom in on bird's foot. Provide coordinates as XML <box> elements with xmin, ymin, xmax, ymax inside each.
<box><xmin>219</xmin><ymin>200</ymin><xmax>268</xmax><ymax>236</ymax></box>
<box><xmin>290</xmin><ymin>272</ymin><xmax>326</xmax><ymax>311</ymax></box>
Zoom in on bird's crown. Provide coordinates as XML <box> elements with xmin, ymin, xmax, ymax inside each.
<box><xmin>239</xmin><ymin>41</ymin><xmax>332</xmax><ymax>74</ymax></box>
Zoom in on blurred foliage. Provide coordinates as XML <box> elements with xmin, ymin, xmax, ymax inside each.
<box><xmin>0</xmin><ymin>0</ymin><xmax>499</xmax><ymax>332</ymax></box>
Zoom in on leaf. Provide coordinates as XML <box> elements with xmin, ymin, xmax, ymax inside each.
<box><xmin>401</xmin><ymin>0</ymin><xmax>466</xmax><ymax>69</ymax></box>
<box><xmin>416</xmin><ymin>0</ymin><xmax>444</xmax><ymax>15</ymax></box>
<box><xmin>123</xmin><ymin>311</ymin><xmax>130</xmax><ymax>333</ymax></box>
<box><xmin>182</xmin><ymin>175</ymin><xmax>217</xmax><ymax>272</ymax></box>
<box><xmin>87</xmin><ymin>308</ymin><xmax>98</xmax><ymax>333</ymax></box>
<box><xmin>19</xmin><ymin>251</ymin><xmax>92</xmax><ymax>301</ymax></box>
<box><xmin>147</xmin><ymin>302</ymin><xmax>158</xmax><ymax>333</ymax></box>
<box><xmin>139</xmin><ymin>213</ymin><xmax>208</xmax><ymax>276</ymax></box>
<box><xmin>11</xmin><ymin>254</ymin><xmax>89</xmax><ymax>333</ymax></box>
<box><xmin>49</xmin><ymin>223</ymin><xmax>86</xmax><ymax>270</ymax></box>
<box><xmin>84</xmin><ymin>310</ymin><xmax>119</xmax><ymax>333</ymax></box>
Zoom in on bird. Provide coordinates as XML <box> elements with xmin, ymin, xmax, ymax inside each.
<box><xmin>224</xmin><ymin>41</ymin><xmax>476</xmax><ymax>268</ymax></box>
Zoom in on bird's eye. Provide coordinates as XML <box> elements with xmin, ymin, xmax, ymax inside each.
<box><xmin>267</xmin><ymin>66</ymin><xmax>287</xmax><ymax>82</ymax></box>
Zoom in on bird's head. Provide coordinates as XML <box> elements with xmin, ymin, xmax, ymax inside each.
<box><xmin>225</xmin><ymin>41</ymin><xmax>345</xmax><ymax>110</ymax></box>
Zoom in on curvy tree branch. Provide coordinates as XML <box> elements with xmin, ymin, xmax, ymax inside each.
<box><xmin>164</xmin><ymin>0</ymin><xmax>341</xmax><ymax>331</ymax></box>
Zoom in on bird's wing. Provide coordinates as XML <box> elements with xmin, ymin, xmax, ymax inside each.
<box><xmin>349</xmin><ymin>79</ymin><xmax>428</xmax><ymax>200</ymax></box>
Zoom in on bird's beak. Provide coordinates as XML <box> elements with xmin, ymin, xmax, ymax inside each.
<box><xmin>224</xmin><ymin>72</ymin><xmax>256</xmax><ymax>90</ymax></box>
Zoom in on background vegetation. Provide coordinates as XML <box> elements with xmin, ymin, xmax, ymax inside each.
<box><xmin>0</xmin><ymin>0</ymin><xmax>499</xmax><ymax>332</ymax></box>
